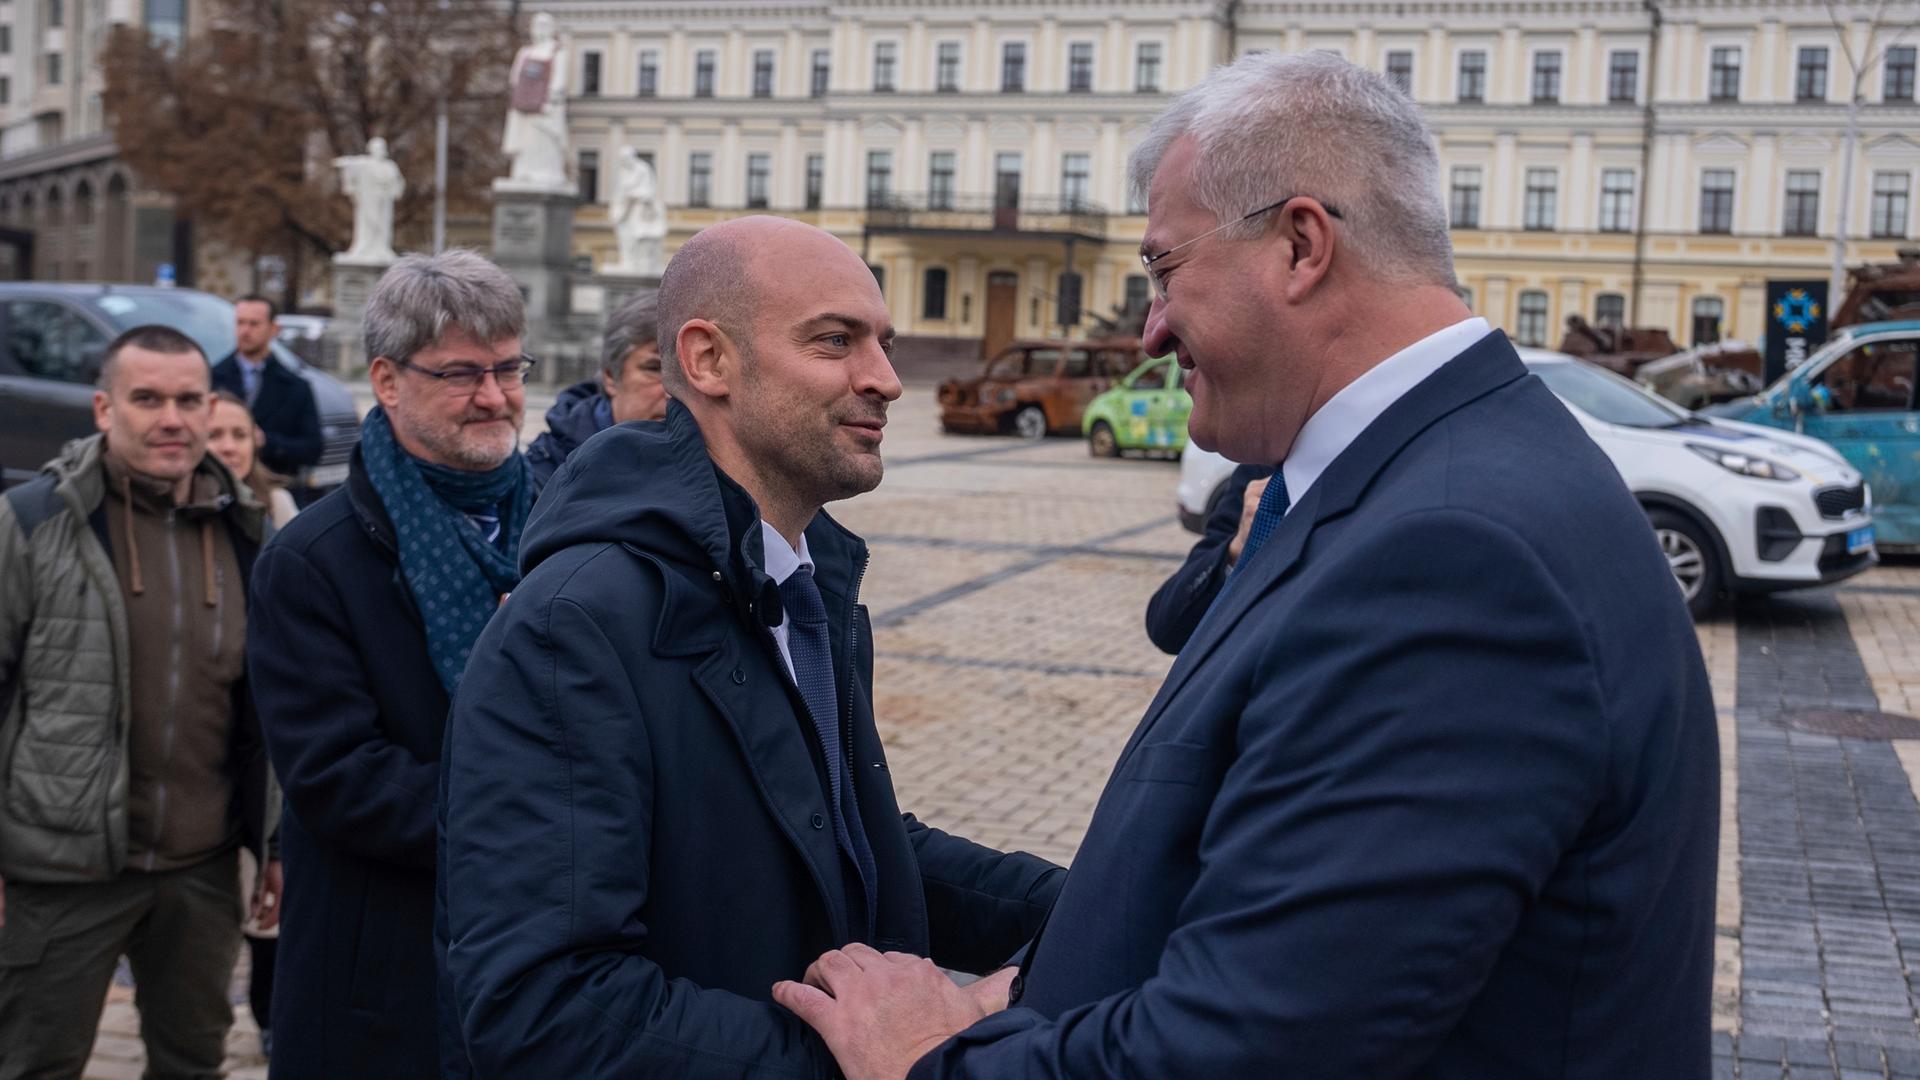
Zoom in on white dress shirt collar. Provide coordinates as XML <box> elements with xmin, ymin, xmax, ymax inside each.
<box><xmin>759</xmin><ymin>520</ymin><xmax>813</xmax><ymax>684</ymax></box>
<box><xmin>1280</xmin><ymin>317</ymin><xmax>1491</xmax><ymax>513</ymax></box>
<box><xmin>759</xmin><ymin>520</ymin><xmax>812</xmax><ymax>586</ymax></box>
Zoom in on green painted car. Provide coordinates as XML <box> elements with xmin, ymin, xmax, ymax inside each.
<box><xmin>1082</xmin><ymin>355</ymin><xmax>1190</xmax><ymax>458</ymax></box>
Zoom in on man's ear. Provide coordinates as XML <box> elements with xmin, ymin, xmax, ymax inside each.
<box><xmin>369</xmin><ymin>356</ymin><xmax>402</xmax><ymax>410</ymax></box>
<box><xmin>1277</xmin><ymin>200</ymin><xmax>1338</xmax><ymax>303</ymax></box>
<box><xmin>676</xmin><ymin>320</ymin><xmax>736</xmax><ymax>401</ymax></box>
<box><xmin>92</xmin><ymin>390</ymin><xmax>112</xmax><ymax>434</ymax></box>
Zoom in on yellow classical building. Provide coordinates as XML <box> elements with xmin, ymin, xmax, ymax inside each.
<box><xmin>540</xmin><ymin>0</ymin><xmax>1920</xmax><ymax>356</ymax></box>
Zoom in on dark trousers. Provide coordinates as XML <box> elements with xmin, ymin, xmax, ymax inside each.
<box><xmin>0</xmin><ymin>849</ymin><xmax>242</xmax><ymax>1080</ymax></box>
<box><xmin>246</xmin><ymin>934</ymin><xmax>275</xmax><ymax>1031</ymax></box>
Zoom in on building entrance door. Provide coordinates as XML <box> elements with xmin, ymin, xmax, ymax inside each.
<box><xmin>983</xmin><ymin>271</ymin><xmax>1018</xmax><ymax>360</ymax></box>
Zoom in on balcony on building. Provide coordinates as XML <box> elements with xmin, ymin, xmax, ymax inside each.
<box><xmin>862</xmin><ymin>192</ymin><xmax>1109</xmax><ymax>245</ymax></box>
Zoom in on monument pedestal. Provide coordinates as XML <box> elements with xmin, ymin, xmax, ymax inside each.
<box><xmin>491</xmin><ymin>185</ymin><xmax>577</xmax><ymax>351</ymax></box>
<box><xmin>598</xmin><ymin>270</ymin><xmax>661</xmax><ymax>315</ymax></box>
<box><xmin>327</xmin><ymin>256</ymin><xmax>394</xmax><ymax>374</ymax></box>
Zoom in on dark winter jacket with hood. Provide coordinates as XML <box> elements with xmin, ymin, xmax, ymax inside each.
<box><xmin>439</xmin><ymin>401</ymin><xmax>1065</xmax><ymax>1078</ymax></box>
<box><xmin>525</xmin><ymin>379</ymin><xmax>611</xmax><ymax>494</ymax></box>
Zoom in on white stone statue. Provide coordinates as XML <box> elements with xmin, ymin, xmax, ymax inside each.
<box><xmin>498</xmin><ymin>12</ymin><xmax>570</xmax><ymax>193</ymax></box>
<box><xmin>608</xmin><ymin>148</ymin><xmax>668</xmax><ymax>275</ymax></box>
<box><xmin>334</xmin><ymin>137</ymin><xmax>406</xmax><ymax>263</ymax></box>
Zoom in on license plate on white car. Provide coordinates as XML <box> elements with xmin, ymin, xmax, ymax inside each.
<box><xmin>1847</xmin><ymin>525</ymin><xmax>1875</xmax><ymax>554</ymax></box>
<box><xmin>305</xmin><ymin>463</ymin><xmax>350</xmax><ymax>488</ymax></box>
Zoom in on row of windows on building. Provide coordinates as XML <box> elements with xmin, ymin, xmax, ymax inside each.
<box><xmin>574</xmin><ymin>142</ymin><xmax>1915</xmax><ymax>240</ymax></box>
<box><xmin>1502</xmin><ymin>291</ymin><xmax>1725</xmax><ymax>348</ymax></box>
<box><xmin>0</xmin><ymin>0</ymin><xmax>186</xmax><ymax>106</ymax></box>
<box><xmin>582</xmin><ymin>40</ymin><xmax>1171</xmax><ymax>98</ymax></box>
<box><xmin>577</xmin><ymin>146</ymin><xmax>1127</xmax><ymax>213</ymax></box>
<box><xmin>770</xmin><ymin>261</ymin><xmax>1149</xmax><ymax>326</ymax></box>
<box><xmin>1447</xmin><ymin>165</ymin><xmax>1914</xmax><ymax>237</ymax></box>
<box><xmin>576</xmin><ymin>36</ymin><xmax>1919</xmax><ymax>105</ymax></box>
<box><xmin>1442</xmin><ymin>42</ymin><xmax>1915</xmax><ymax>105</ymax></box>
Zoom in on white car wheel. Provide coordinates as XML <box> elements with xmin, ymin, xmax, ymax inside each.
<box><xmin>1646</xmin><ymin>507</ymin><xmax>1723</xmax><ymax>620</ymax></box>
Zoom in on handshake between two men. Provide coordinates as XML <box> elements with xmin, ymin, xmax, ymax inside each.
<box><xmin>440</xmin><ymin>49</ymin><xmax>1719</xmax><ymax>1080</ymax></box>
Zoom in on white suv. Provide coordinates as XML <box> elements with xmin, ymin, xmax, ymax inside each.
<box><xmin>1176</xmin><ymin>348</ymin><xmax>1876</xmax><ymax>618</ymax></box>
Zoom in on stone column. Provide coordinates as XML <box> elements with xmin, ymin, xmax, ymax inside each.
<box><xmin>597</xmin><ymin>271</ymin><xmax>660</xmax><ymax>318</ymax></box>
<box><xmin>327</xmin><ymin>255</ymin><xmax>393</xmax><ymax>374</ymax></box>
<box><xmin>490</xmin><ymin>188</ymin><xmax>579</xmax><ymax>355</ymax></box>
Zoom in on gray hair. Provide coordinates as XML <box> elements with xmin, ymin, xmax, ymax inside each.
<box><xmin>363</xmin><ymin>249</ymin><xmax>527</xmax><ymax>363</ymax></box>
<box><xmin>601</xmin><ymin>290</ymin><xmax>659</xmax><ymax>374</ymax></box>
<box><xmin>1128</xmin><ymin>50</ymin><xmax>1455</xmax><ymax>288</ymax></box>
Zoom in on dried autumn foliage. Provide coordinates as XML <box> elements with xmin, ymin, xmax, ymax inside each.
<box><xmin>102</xmin><ymin>0</ymin><xmax>520</xmax><ymax>298</ymax></box>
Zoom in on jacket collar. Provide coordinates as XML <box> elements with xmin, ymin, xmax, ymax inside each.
<box><xmin>45</xmin><ymin>433</ymin><xmax>266</xmax><ymax>546</ymax></box>
<box><xmin>219</xmin><ymin>349</ymin><xmax>282</xmax><ymax>377</ymax></box>
<box><xmin>1116</xmin><ymin>330</ymin><xmax>1529</xmax><ymax>767</ymax></box>
<box><xmin>644</xmin><ymin>402</ymin><xmax>870</xmax><ymax>656</ymax></box>
<box><xmin>345</xmin><ymin>443</ymin><xmax>400</xmax><ymax>560</ymax></box>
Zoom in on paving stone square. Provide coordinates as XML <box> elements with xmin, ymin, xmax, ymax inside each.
<box><xmin>82</xmin><ymin>381</ymin><xmax>1920</xmax><ymax>1078</ymax></box>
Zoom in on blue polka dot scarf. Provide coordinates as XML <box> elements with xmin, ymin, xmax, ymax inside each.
<box><xmin>359</xmin><ymin>405</ymin><xmax>531</xmax><ymax>692</ymax></box>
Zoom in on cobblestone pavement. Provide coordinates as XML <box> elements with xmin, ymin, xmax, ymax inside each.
<box><xmin>85</xmin><ymin>381</ymin><xmax>1920</xmax><ymax>1077</ymax></box>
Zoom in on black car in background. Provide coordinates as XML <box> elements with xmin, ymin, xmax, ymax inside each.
<box><xmin>0</xmin><ymin>284</ymin><xmax>359</xmax><ymax>498</ymax></box>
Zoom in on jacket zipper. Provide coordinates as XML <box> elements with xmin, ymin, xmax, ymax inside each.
<box><xmin>148</xmin><ymin>506</ymin><xmax>186</xmax><ymax>872</ymax></box>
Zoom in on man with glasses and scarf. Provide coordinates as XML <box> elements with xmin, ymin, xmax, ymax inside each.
<box><xmin>247</xmin><ymin>249</ymin><xmax>535</xmax><ymax>1080</ymax></box>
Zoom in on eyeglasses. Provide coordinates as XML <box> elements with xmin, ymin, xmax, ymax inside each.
<box><xmin>1140</xmin><ymin>195</ymin><xmax>1343</xmax><ymax>303</ymax></box>
<box><xmin>396</xmin><ymin>356</ymin><xmax>538</xmax><ymax>393</ymax></box>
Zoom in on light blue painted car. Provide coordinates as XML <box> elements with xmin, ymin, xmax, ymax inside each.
<box><xmin>1704</xmin><ymin>319</ymin><xmax>1920</xmax><ymax>551</ymax></box>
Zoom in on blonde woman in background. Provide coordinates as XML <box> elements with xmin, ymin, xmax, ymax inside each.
<box><xmin>206</xmin><ymin>388</ymin><xmax>290</xmax><ymax>1059</ymax></box>
<box><xmin>208</xmin><ymin>390</ymin><xmax>298</xmax><ymax>529</ymax></box>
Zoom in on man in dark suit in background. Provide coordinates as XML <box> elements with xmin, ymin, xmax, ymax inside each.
<box><xmin>212</xmin><ymin>294</ymin><xmax>322</xmax><ymax>477</ymax></box>
<box><xmin>777</xmin><ymin>50</ymin><xmax>1719</xmax><ymax>1080</ymax></box>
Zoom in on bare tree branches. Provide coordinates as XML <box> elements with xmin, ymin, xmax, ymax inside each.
<box><xmin>102</xmin><ymin>0</ymin><xmax>518</xmax><ymax>300</ymax></box>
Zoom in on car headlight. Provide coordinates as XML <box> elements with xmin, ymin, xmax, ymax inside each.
<box><xmin>993</xmin><ymin>386</ymin><xmax>1017</xmax><ymax>404</ymax></box>
<box><xmin>1687</xmin><ymin>443</ymin><xmax>1800</xmax><ymax>481</ymax></box>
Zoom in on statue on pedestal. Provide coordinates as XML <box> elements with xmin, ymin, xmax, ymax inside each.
<box><xmin>608</xmin><ymin>148</ymin><xmax>667</xmax><ymax>275</ymax></box>
<box><xmin>499</xmin><ymin>12</ymin><xmax>570</xmax><ymax>193</ymax></box>
<box><xmin>334</xmin><ymin>137</ymin><xmax>406</xmax><ymax>263</ymax></box>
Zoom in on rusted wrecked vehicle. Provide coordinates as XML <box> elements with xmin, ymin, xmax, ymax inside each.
<box><xmin>938</xmin><ymin>338</ymin><xmax>1143</xmax><ymax>439</ymax></box>
<box><xmin>1636</xmin><ymin>341</ymin><xmax>1766</xmax><ymax>410</ymax></box>
<box><xmin>1557</xmin><ymin>316</ymin><xmax>1681</xmax><ymax>377</ymax></box>
<box><xmin>1833</xmin><ymin>246</ymin><xmax>1920</xmax><ymax>326</ymax></box>
<box><xmin>1638</xmin><ymin>248</ymin><xmax>1920</xmax><ymax>409</ymax></box>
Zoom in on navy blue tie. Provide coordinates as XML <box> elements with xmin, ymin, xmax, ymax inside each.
<box><xmin>777</xmin><ymin>567</ymin><xmax>878</xmax><ymax>938</ymax></box>
<box><xmin>1195</xmin><ymin>471</ymin><xmax>1290</xmax><ymax>636</ymax></box>
<box><xmin>1233</xmin><ymin>471</ymin><xmax>1290</xmax><ymax>576</ymax></box>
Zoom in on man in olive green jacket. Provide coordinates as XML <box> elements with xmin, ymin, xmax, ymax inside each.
<box><xmin>0</xmin><ymin>325</ymin><xmax>279</xmax><ymax>1080</ymax></box>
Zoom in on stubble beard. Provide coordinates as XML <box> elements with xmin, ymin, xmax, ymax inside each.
<box><xmin>392</xmin><ymin>395</ymin><xmax>520</xmax><ymax>471</ymax></box>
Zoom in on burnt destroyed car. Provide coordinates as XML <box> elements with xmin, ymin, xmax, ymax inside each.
<box><xmin>1557</xmin><ymin>315</ymin><xmax>1681</xmax><ymax>377</ymax></box>
<box><xmin>938</xmin><ymin>338</ymin><xmax>1143</xmax><ymax>439</ymax></box>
